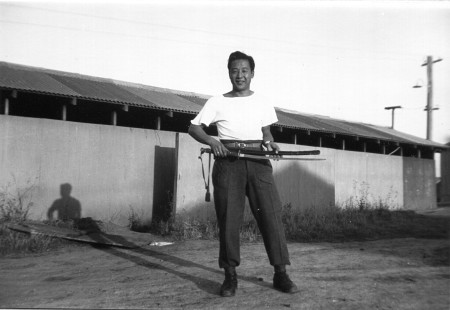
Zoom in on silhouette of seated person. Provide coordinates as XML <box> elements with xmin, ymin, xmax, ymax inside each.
<box><xmin>47</xmin><ymin>183</ymin><xmax>81</xmax><ymax>221</ymax></box>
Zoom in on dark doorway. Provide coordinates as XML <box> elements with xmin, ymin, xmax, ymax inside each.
<box><xmin>152</xmin><ymin>146</ymin><xmax>176</xmax><ymax>222</ymax></box>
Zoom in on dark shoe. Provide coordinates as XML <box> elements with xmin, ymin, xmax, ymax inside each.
<box><xmin>273</xmin><ymin>271</ymin><xmax>298</xmax><ymax>293</ymax></box>
<box><xmin>220</xmin><ymin>269</ymin><xmax>238</xmax><ymax>297</ymax></box>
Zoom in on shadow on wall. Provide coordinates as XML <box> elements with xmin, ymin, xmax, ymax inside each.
<box><xmin>174</xmin><ymin>158</ymin><xmax>335</xmax><ymax>220</ymax></box>
<box><xmin>273</xmin><ymin>160</ymin><xmax>334</xmax><ymax>211</ymax></box>
<box><xmin>47</xmin><ymin>183</ymin><xmax>82</xmax><ymax>220</ymax></box>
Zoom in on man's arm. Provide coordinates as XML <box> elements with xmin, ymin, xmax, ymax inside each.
<box><xmin>262</xmin><ymin>125</ymin><xmax>280</xmax><ymax>153</ymax></box>
<box><xmin>188</xmin><ymin>124</ymin><xmax>229</xmax><ymax>157</ymax></box>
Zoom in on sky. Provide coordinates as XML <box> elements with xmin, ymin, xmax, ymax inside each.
<box><xmin>1</xmin><ymin>0</ymin><xmax>449</xmax><ymax>145</ymax></box>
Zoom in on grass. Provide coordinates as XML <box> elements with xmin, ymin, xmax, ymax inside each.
<box><xmin>281</xmin><ymin>203</ymin><xmax>450</xmax><ymax>242</ymax></box>
<box><xmin>1</xmin><ymin>179</ymin><xmax>449</xmax><ymax>256</ymax></box>
<box><xmin>147</xmin><ymin>203</ymin><xmax>450</xmax><ymax>243</ymax></box>
<box><xmin>0</xmin><ymin>181</ymin><xmax>68</xmax><ymax>256</ymax></box>
<box><xmin>0</xmin><ymin>224</ymin><xmax>66</xmax><ymax>256</ymax></box>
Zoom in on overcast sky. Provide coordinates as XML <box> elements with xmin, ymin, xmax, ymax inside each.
<box><xmin>1</xmin><ymin>0</ymin><xmax>449</xmax><ymax>144</ymax></box>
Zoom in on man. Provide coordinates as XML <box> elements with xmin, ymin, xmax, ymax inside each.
<box><xmin>188</xmin><ymin>51</ymin><xmax>298</xmax><ymax>297</ymax></box>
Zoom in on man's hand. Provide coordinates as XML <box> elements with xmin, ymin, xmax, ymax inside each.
<box><xmin>209</xmin><ymin>139</ymin><xmax>229</xmax><ymax>157</ymax></box>
<box><xmin>267</xmin><ymin>141</ymin><xmax>280</xmax><ymax>153</ymax></box>
<box><xmin>262</xmin><ymin>141</ymin><xmax>281</xmax><ymax>160</ymax></box>
<box><xmin>188</xmin><ymin>124</ymin><xmax>229</xmax><ymax>157</ymax></box>
<box><xmin>261</xmin><ymin>125</ymin><xmax>280</xmax><ymax>155</ymax></box>
<box><xmin>263</xmin><ymin>141</ymin><xmax>280</xmax><ymax>153</ymax></box>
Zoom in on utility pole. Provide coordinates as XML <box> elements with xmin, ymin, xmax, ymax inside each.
<box><xmin>420</xmin><ymin>56</ymin><xmax>442</xmax><ymax>140</ymax></box>
<box><xmin>384</xmin><ymin>106</ymin><xmax>402</xmax><ymax>129</ymax></box>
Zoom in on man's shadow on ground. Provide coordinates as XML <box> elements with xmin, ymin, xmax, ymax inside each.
<box><xmin>46</xmin><ymin>184</ymin><xmax>270</xmax><ymax>295</ymax></box>
<box><xmin>84</xmin><ymin>222</ymin><xmax>271</xmax><ymax>296</ymax></box>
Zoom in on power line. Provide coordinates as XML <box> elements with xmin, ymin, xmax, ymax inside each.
<box><xmin>4</xmin><ymin>3</ymin><xmax>335</xmax><ymax>48</ymax></box>
<box><xmin>1</xmin><ymin>3</ymin><xmax>430</xmax><ymax>61</ymax></box>
<box><xmin>0</xmin><ymin>19</ymin><xmax>237</xmax><ymax>50</ymax></box>
<box><xmin>0</xmin><ymin>18</ymin><xmax>427</xmax><ymax>65</ymax></box>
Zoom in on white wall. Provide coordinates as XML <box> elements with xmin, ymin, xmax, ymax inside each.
<box><xmin>0</xmin><ymin>115</ymin><xmax>176</xmax><ymax>225</ymax></box>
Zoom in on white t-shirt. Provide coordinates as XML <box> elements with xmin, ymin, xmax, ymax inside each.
<box><xmin>191</xmin><ymin>93</ymin><xmax>278</xmax><ymax>140</ymax></box>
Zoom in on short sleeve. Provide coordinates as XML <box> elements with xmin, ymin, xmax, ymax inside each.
<box><xmin>260</xmin><ymin>99</ymin><xmax>278</xmax><ymax>127</ymax></box>
<box><xmin>190</xmin><ymin>97</ymin><xmax>218</xmax><ymax>127</ymax></box>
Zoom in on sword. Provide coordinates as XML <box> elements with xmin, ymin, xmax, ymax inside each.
<box><xmin>200</xmin><ymin>148</ymin><xmax>325</xmax><ymax>161</ymax></box>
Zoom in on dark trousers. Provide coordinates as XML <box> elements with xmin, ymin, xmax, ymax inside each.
<box><xmin>212</xmin><ymin>157</ymin><xmax>290</xmax><ymax>268</ymax></box>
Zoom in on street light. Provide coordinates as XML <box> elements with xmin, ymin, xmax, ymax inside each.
<box><xmin>385</xmin><ymin>106</ymin><xmax>402</xmax><ymax>129</ymax></box>
<box><xmin>412</xmin><ymin>79</ymin><xmax>424</xmax><ymax>89</ymax></box>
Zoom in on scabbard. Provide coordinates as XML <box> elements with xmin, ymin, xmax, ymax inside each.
<box><xmin>200</xmin><ymin>148</ymin><xmax>325</xmax><ymax>161</ymax></box>
<box><xmin>228</xmin><ymin>149</ymin><xmax>321</xmax><ymax>156</ymax></box>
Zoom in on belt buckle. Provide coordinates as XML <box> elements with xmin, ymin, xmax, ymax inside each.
<box><xmin>236</xmin><ymin>142</ymin><xmax>247</xmax><ymax>148</ymax></box>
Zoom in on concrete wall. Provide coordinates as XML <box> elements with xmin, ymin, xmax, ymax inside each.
<box><xmin>175</xmin><ymin>134</ymin><xmax>435</xmax><ymax>214</ymax></box>
<box><xmin>1</xmin><ymin>116</ymin><xmax>437</xmax><ymax>227</ymax></box>
<box><xmin>174</xmin><ymin>133</ymin><xmax>216</xmax><ymax>221</ymax></box>
<box><xmin>403</xmin><ymin>157</ymin><xmax>437</xmax><ymax>210</ymax></box>
<box><xmin>334</xmin><ymin>150</ymin><xmax>403</xmax><ymax>208</ymax></box>
<box><xmin>0</xmin><ymin>115</ymin><xmax>176</xmax><ymax>225</ymax></box>
<box><xmin>174</xmin><ymin>135</ymin><xmax>336</xmax><ymax>220</ymax></box>
<box><xmin>271</xmin><ymin>144</ymin><xmax>335</xmax><ymax>209</ymax></box>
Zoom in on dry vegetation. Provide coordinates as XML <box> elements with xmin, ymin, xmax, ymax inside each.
<box><xmin>1</xmin><ymin>181</ymin><xmax>449</xmax><ymax>256</ymax></box>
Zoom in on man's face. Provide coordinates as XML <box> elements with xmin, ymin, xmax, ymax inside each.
<box><xmin>229</xmin><ymin>59</ymin><xmax>254</xmax><ymax>92</ymax></box>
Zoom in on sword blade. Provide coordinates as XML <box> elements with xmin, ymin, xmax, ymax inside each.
<box><xmin>236</xmin><ymin>153</ymin><xmax>325</xmax><ymax>161</ymax></box>
<box><xmin>200</xmin><ymin>148</ymin><xmax>325</xmax><ymax>161</ymax></box>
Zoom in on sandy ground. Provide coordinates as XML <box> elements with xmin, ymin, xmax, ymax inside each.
<box><xmin>1</xmin><ymin>229</ymin><xmax>449</xmax><ymax>310</ymax></box>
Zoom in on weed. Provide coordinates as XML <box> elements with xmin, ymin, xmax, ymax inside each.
<box><xmin>128</xmin><ymin>206</ymin><xmax>152</xmax><ymax>233</ymax></box>
<box><xmin>0</xmin><ymin>179</ymin><xmax>67</xmax><ymax>256</ymax></box>
<box><xmin>0</xmin><ymin>179</ymin><xmax>36</xmax><ymax>223</ymax></box>
<box><xmin>281</xmin><ymin>202</ymin><xmax>449</xmax><ymax>242</ymax></box>
<box><xmin>0</xmin><ymin>224</ymin><xmax>66</xmax><ymax>256</ymax></box>
<box><xmin>165</xmin><ymin>196</ymin><xmax>449</xmax><ymax>242</ymax></box>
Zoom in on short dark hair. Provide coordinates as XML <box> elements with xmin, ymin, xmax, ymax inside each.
<box><xmin>227</xmin><ymin>51</ymin><xmax>255</xmax><ymax>72</ymax></box>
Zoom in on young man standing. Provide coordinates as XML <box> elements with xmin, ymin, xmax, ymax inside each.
<box><xmin>188</xmin><ymin>51</ymin><xmax>298</xmax><ymax>297</ymax></box>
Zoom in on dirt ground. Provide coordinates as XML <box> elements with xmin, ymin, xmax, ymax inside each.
<box><xmin>1</xmin><ymin>215</ymin><xmax>450</xmax><ymax>309</ymax></box>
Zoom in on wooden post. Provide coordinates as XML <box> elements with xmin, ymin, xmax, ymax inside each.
<box><xmin>363</xmin><ymin>142</ymin><xmax>367</xmax><ymax>152</ymax></box>
<box><xmin>4</xmin><ymin>98</ymin><xmax>9</xmax><ymax>115</ymax></box>
<box><xmin>111</xmin><ymin>110</ymin><xmax>117</xmax><ymax>126</ymax></box>
<box><xmin>425</xmin><ymin>56</ymin><xmax>433</xmax><ymax>140</ymax></box>
<box><xmin>0</xmin><ymin>91</ymin><xmax>3</xmax><ymax>115</ymax></box>
<box><xmin>318</xmin><ymin>136</ymin><xmax>322</xmax><ymax>147</ymax></box>
<box><xmin>420</xmin><ymin>56</ymin><xmax>443</xmax><ymax>140</ymax></box>
<box><xmin>342</xmin><ymin>139</ymin><xmax>346</xmax><ymax>150</ymax></box>
<box><xmin>293</xmin><ymin>133</ymin><xmax>297</xmax><ymax>145</ymax></box>
<box><xmin>156</xmin><ymin>116</ymin><xmax>161</xmax><ymax>130</ymax></box>
<box><xmin>62</xmin><ymin>104</ymin><xmax>67</xmax><ymax>121</ymax></box>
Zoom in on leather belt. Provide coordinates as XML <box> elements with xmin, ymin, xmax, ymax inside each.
<box><xmin>221</xmin><ymin>140</ymin><xmax>262</xmax><ymax>149</ymax></box>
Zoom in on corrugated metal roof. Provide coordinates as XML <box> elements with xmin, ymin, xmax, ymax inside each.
<box><xmin>0</xmin><ymin>61</ymin><xmax>445</xmax><ymax>149</ymax></box>
<box><xmin>116</xmin><ymin>84</ymin><xmax>203</xmax><ymax>113</ymax></box>
<box><xmin>0</xmin><ymin>63</ymin><xmax>79</xmax><ymax>96</ymax></box>
<box><xmin>364</xmin><ymin>124</ymin><xmax>445</xmax><ymax>147</ymax></box>
<box><xmin>275</xmin><ymin>108</ymin><xmax>445</xmax><ymax>148</ymax></box>
<box><xmin>0</xmin><ymin>62</ymin><xmax>205</xmax><ymax>114</ymax></box>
